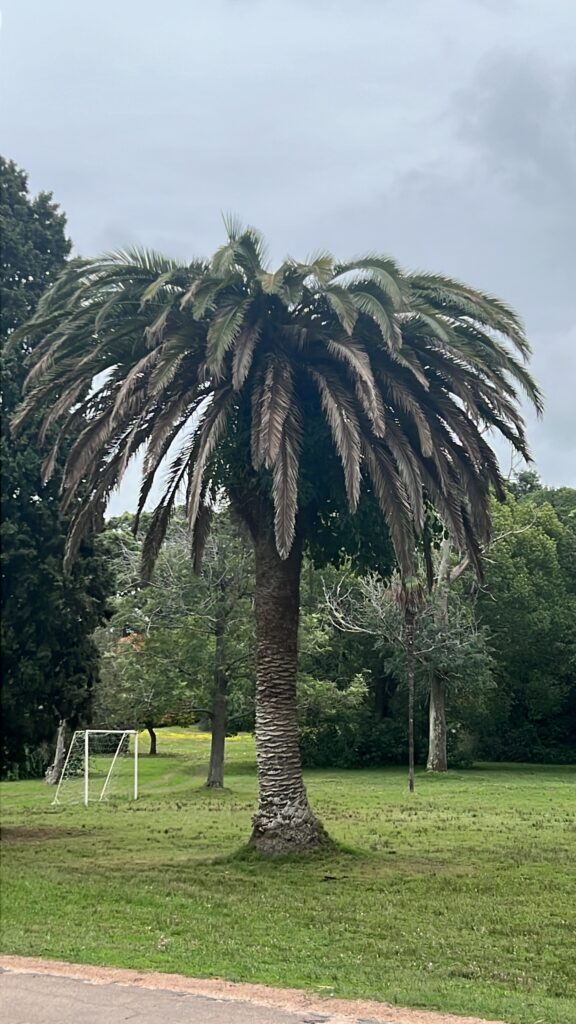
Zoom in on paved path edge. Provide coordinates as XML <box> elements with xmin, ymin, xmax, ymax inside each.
<box><xmin>0</xmin><ymin>955</ymin><xmax>506</xmax><ymax>1024</ymax></box>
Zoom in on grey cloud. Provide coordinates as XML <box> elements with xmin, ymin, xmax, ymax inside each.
<box><xmin>458</xmin><ymin>56</ymin><xmax>576</xmax><ymax>213</ymax></box>
<box><xmin>1</xmin><ymin>0</ymin><xmax>574</xmax><ymax>498</ymax></box>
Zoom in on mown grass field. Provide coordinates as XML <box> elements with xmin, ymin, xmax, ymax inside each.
<box><xmin>1</xmin><ymin>730</ymin><xmax>574</xmax><ymax>1024</ymax></box>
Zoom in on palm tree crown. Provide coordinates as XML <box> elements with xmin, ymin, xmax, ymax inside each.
<box><xmin>14</xmin><ymin>221</ymin><xmax>541</xmax><ymax>580</ymax></box>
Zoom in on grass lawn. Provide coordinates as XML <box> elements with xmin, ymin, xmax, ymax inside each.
<box><xmin>1</xmin><ymin>730</ymin><xmax>574</xmax><ymax>1024</ymax></box>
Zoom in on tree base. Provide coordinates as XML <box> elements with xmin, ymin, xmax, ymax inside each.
<box><xmin>249</xmin><ymin>796</ymin><xmax>331</xmax><ymax>856</ymax></box>
<box><xmin>426</xmin><ymin>761</ymin><xmax>448</xmax><ymax>772</ymax></box>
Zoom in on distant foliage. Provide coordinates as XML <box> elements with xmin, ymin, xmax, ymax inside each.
<box><xmin>96</xmin><ymin>484</ymin><xmax>576</xmax><ymax>770</ymax></box>
<box><xmin>93</xmin><ymin>510</ymin><xmax>255</xmax><ymax>737</ymax></box>
<box><xmin>472</xmin><ymin>490</ymin><xmax>576</xmax><ymax>763</ymax></box>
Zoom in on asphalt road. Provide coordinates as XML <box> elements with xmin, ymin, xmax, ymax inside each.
<box><xmin>0</xmin><ymin>971</ymin><xmax>314</xmax><ymax>1024</ymax></box>
<box><xmin>0</xmin><ymin>960</ymin><xmax>495</xmax><ymax>1024</ymax></box>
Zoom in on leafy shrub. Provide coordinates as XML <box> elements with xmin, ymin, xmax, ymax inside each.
<box><xmin>298</xmin><ymin>675</ymin><xmax>368</xmax><ymax>768</ymax></box>
<box><xmin>2</xmin><ymin>742</ymin><xmax>52</xmax><ymax>780</ymax></box>
<box><xmin>298</xmin><ymin>675</ymin><xmax>417</xmax><ymax>768</ymax></box>
<box><xmin>355</xmin><ymin>717</ymin><xmax>411</xmax><ymax>766</ymax></box>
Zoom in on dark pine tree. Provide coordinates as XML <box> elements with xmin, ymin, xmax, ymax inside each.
<box><xmin>1</xmin><ymin>157</ymin><xmax>111</xmax><ymax>777</ymax></box>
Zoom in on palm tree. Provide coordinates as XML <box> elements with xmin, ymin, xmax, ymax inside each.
<box><xmin>13</xmin><ymin>222</ymin><xmax>541</xmax><ymax>853</ymax></box>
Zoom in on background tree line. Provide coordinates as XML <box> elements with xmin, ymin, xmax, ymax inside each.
<box><xmin>95</xmin><ymin>481</ymin><xmax>575</xmax><ymax>775</ymax></box>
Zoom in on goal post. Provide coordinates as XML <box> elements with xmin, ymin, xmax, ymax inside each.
<box><xmin>53</xmin><ymin>729</ymin><xmax>139</xmax><ymax>806</ymax></box>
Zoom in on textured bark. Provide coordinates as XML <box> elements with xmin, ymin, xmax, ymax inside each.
<box><xmin>427</xmin><ymin>536</ymin><xmax>450</xmax><ymax>773</ymax></box>
<box><xmin>249</xmin><ymin>531</ymin><xmax>329</xmax><ymax>854</ymax></box>
<box><xmin>427</xmin><ymin>672</ymin><xmax>448</xmax><ymax>772</ymax></box>
<box><xmin>205</xmin><ymin>612</ymin><xmax>227</xmax><ymax>789</ymax></box>
<box><xmin>404</xmin><ymin>609</ymin><xmax>416</xmax><ymax>793</ymax></box>
<box><xmin>45</xmin><ymin>720</ymin><xmax>67</xmax><ymax>785</ymax></box>
<box><xmin>146</xmin><ymin>723</ymin><xmax>157</xmax><ymax>757</ymax></box>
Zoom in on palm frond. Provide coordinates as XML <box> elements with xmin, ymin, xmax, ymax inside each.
<box><xmin>257</xmin><ymin>357</ymin><xmax>293</xmax><ymax>470</ymax></box>
<box><xmin>323</xmin><ymin>285</ymin><xmax>358</xmax><ymax>335</ymax></box>
<box><xmin>232</xmin><ymin>322</ymin><xmax>261</xmax><ymax>389</ymax></box>
<box><xmin>185</xmin><ymin>388</ymin><xmax>235</xmax><ymax>534</ymax></box>
<box><xmin>410</xmin><ymin>272</ymin><xmax>529</xmax><ymax>353</ymax></box>
<box><xmin>348</xmin><ymin>279</ymin><xmax>402</xmax><ymax>350</ymax></box>
<box><xmin>294</xmin><ymin>252</ymin><xmax>335</xmax><ymax>287</ymax></box>
<box><xmin>206</xmin><ymin>299</ymin><xmax>250</xmax><ymax>377</ymax></box>
<box><xmin>140</xmin><ymin>438</ymin><xmax>196</xmax><ymax>581</ymax></box>
<box><xmin>326</xmin><ymin>338</ymin><xmax>386</xmax><ymax>436</ymax></box>
<box><xmin>273</xmin><ymin>405</ymin><xmax>303</xmax><ymax>558</ymax></box>
<box><xmin>362</xmin><ymin>441</ymin><xmax>416</xmax><ymax>577</ymax></box>
<box><xmin>191</xmin><ymin>491</ymin><xmax>214</xmax><ymax>573</ymax></box>
<box><xmin>12</xmin><ymin>228</ymin><xmax>541</xmax><ymax>577</ymax></box>
<box><xmin>309</xmin><ymin>368</ymin><xmax>362</xmax><ymax>511</ymax></box>
<box><xmin>333</xmin><ymin>254</ymin><xmax>405</xmax><ymax>306</ymax></box>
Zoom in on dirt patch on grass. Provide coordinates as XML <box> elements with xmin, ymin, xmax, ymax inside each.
<box><xmin>0</xmin><ymin>826</ymin><xmax>95</xmax><ymax>843</ymax></box>
<box><xmin>0</xmin><ymin>956</ymin><xmax>506</xmax><ymax>1024</ymax></box>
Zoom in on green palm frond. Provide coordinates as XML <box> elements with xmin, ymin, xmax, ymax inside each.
<box><xmin>333</xmin><ymin>254</ymin><xmax>405</xmax><ymax>306</ymax></box>
<box><xmin>347</xmin><ymin>279</ymin><xmax>402</xmax><ymax>349</ymax></box>
<box><xmin>323</xmin><ymin>285</ymin><xmax>359</xmax><ymax>335</ymax></box>
<box><xmin>206</xmin><ymin>299</ymin><xmax>251</xmax><ymax>377</ymax></box>
<box><xmin>294</xmin><ymin>252</ymin><xmax>335</xmax><ymax>287</ymax></box>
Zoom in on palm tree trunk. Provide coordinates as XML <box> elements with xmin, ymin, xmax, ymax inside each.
<box><xmin>427</xmin><ymin>672</ymin><xmax>448</xmax><ymax>772</ymax></box>
<box><xmin>404</xmin><ymin>608</ymin><xmax>416</xmax><ymax>793</ymax></box>
<box><xmin>205</xmin><ymin>613</ymin><xmax>227</xmax><ymax>789</ymax></box>
<box><xmin>249</xmin><ymin>531</ymin><xmax>329</xmax><ymax>854</ymax></box>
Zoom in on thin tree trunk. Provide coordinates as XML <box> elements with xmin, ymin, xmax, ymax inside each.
<box><xmin>426</xmin><ymin>537</ymin><xmax>450</xmax><ymax>772</ymax></box>
<box><xmin>146</xmin><ymin>723</ymin><xmax>157</xmax><ymax>756</ymax></box>
<box><xmin>205</xmin><ymin>612</ymin><xmax>227</xmax><ymax>789</ymax></box>
<box><xmin>404</xmin><ymin>608</ymin><xmax>416</xmax><ymax>793</ymax></box>
<box><xmin>249</xmin><ymin>531</ymin><xmax>329</xmax><ymax>854</ymax></box>
<box><xmin>45</xmin><ymin>719</ymin><xmax>67</xmax><ymax>785</ymax></box>
<box><xmin>427</xmin><ymin>672</ymin><xmax>448</xmax><ymax>772</ymax></box>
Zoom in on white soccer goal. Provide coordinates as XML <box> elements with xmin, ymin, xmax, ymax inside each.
<box><xmin>52</xmin><ymin>730</ymin><xmax>139</xmax><ymax>806</ymax></box>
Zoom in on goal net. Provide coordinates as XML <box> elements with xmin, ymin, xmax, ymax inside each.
<box><xmin>52</xmin><ymin>730</ymin><xmax>139</xmax><ymax>806</ymax></box>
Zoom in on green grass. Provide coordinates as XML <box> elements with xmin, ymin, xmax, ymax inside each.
<box><xmin>1</xmin><ymin>730</ymin><xmax>575</xmax><ymax>1024</ymax></box>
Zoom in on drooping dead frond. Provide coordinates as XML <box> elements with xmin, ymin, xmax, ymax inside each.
<box><xmin>185</xmin><ymin>388</ymin><xmax>235</xmax><ymax>535</ymax></box>
<box><xmin>141</xmin><ymin>440</ymin><xmax>196</xmax><ymax>582</ymax></box>
<box><xmin>191</xmin><ymin>489</ymin><xmax>214</xmax><ymax>573</ymax></box>
<box><xmin>308</xmin><ymin>368</ymin><xmax>362</xmax><ymax>512</ymax></box>
<box><xmin>232</xmin><ymin>322</ymin><xmax>261</xmax><ymax>389</ymax></box>
<box><xmin>326</xmin><ymin>337</ymin><xmax>386</xmax><ymax>436</ymax></box>
<box><xmin>273</xmin><ymin>405</ymin><xmax>303</xmax><ymax>558</ymax></box>
<box><xmin>36</xmin><ymin>380</ymin><xmax>85</xmax><ymax>446</ymax></box>
<box><xmin>362</xmin><ymin>440</ymin><xmax>417</xmax><ymax>578</ymax></box>
<box><xmin>257</xmin><ymin>357</ymin><xmax>293</xmax><ymax>470</ymax></box>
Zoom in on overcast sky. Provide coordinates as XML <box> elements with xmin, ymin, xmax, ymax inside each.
<box><xmin>1</xmin><ymin>0</ymin><xmax>575</xmax><ymax>513</ymax></box>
